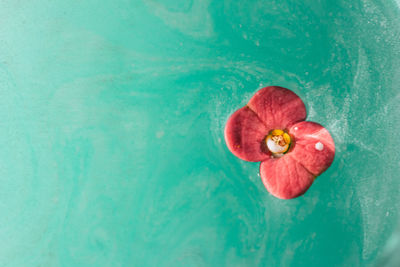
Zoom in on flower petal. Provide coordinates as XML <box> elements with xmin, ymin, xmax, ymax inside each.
<box><xmin>289</xmin><ymin>121</ymin><xmax>335</xmax><ymax>176</ymax></box>
<box><xmin>247</xmin><ymin>86</ymin><xmax>306</xmax><ymax>129</ymax></box>
<box><xmin>224</xmin><ymin>106</ymin><xmax>271</xmax><ymax>162</ymax></box>
<box><xmin>260</xmin><ymin>155</ymin><xmax>315</xmax><ymax>199</ymax></box>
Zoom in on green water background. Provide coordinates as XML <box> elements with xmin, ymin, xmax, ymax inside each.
<box><xmin>0</xmin><ymin>0</ymin><xmax>400</xmax><ymax>266</ymax></box>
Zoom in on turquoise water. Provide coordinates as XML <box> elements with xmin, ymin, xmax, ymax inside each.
<box><xmin>0</xmin><ymin>0</ymin><xmax>400</xmax><ymax>266</ymax></box>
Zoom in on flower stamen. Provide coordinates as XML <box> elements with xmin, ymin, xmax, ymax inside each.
<box><xmin>266</xmin><ymin>129</ymin><xmax>291</xmax><ymax>156</ymax></box>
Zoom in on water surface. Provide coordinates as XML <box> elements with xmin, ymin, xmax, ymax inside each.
<box><xmin>0</xmin><ymin>0</ymin><xmax>399</xmax><ymax>266</ymax></box>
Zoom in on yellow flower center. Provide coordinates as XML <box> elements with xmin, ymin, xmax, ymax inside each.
<box><xmin>265</xmin><ymin>129</ymin><xmax>291</xmax><ymax>156</ymax></box>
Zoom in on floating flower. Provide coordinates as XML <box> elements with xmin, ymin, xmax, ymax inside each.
<box><xmin>224</xmin><ymin>86</ymin><xmax>335</xmax><ymax>199</ymax></box>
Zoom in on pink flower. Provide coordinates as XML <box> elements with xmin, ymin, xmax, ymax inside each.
<box><xmin>224</xmin><ymin>86</ymin><xmax>335</xmax><ymax>199</ymax></box>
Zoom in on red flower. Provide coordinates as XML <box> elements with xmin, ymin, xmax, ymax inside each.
<box><xmin>224</xmin><ymin>86</ymin><xmax>335</xmax><ymax>199</ymax></box>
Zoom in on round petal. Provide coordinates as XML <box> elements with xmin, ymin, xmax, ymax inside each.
<box><xmin>289</xmin><ymin>121</ymin><xmax>335</xmax><ymax>176</ymax></box>
<box><xmin>247</xmin><ymin>86</ymin><xmax>306</xmax><ymax>130</ymax></box>
<box><xmin>260</xmin><ymin>155</ymin><xmax>315</xmax><ymax>199</ymax></box>
<box><xmin>224</xmin><ymin>106</ymin><xmax>271</xmax><ymax>162</ymax></box>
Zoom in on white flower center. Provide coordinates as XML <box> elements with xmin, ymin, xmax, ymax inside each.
<box><xmin>266</xmin><ymin>137</ymin><xmax>288</xmax><ymax>153</ymax></box>
<box><xmin>265</xmin><ymin>129</ymin><xmax>291</xmax><ymax>156</ymax></box>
